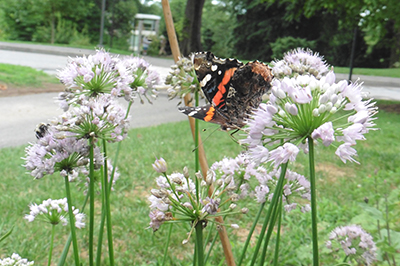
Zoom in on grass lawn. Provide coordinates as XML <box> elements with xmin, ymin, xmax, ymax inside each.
<box><xmin>333</xmin><ymin>66</ymin><xmax>400</xmax><ymax>78</ymax></box>
<box><xmin>0</xmin><ymin>63</ymin><xmax>59</xmax><ymax>87</ymax></box>
<box><xmin>0</xmin><ymin>100</ymin><xmax>399</xmax><ymax>265</ymax></box>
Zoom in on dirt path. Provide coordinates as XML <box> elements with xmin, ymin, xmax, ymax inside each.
<box><xmin>0</xmin><ymin>82</ymin><xmax>64</xmax><ymax>98</ymax></box>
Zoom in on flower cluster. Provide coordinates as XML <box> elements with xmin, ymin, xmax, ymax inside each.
<box><xmin>210</xmin><ymin>154</ymin><xmax>310</xmax><ymax>212</ymax></box>
<box><xmin>326</xmin><ymin>225</ymin><xmax>377</xmax><ymax>265</ymax></box>
<box><xmin>56</xmin><ymin>94</ymin><xmax>129</xmax><ymax>142</ymax></box>
<box><xmin>57</xmin><ymin>49</ymin><xmax>160</xmax><ymax>110</ymax></box>
<box><xmin>255</xmin><ymin>168</ymin><xmax>310</xmax><ymax>212</ymax></box>
<box><xmin>23</xmin><ymin>124</ymin><xmax>103</xmax><ymax>179</ymax></box>
<box><xmin>25</xmin><ymin>198</ymin><xmax>85</xmax><ymax>229</ymax></box>
<box><xmin>165</xmin><ymin>56</ymin><xmax>200</xmax><ymax>100</ymax></box>
<box><xmin>0</xmin><ymin>253</ymin><xmax>34</xmax><ymax>266</ymax></box>
<box><xmin>148</xmin><ymin>158</ymin><xmax>246</xmax><ymax>242</ymax></box>
<box><xmin>271</xmin><ymin>48</ymin><xmax>330</xmax><ymax>80</ymax></box>
<box><xmin>243</xmin><ymin>50</ymin><xmax>377</xmax><ymax>166</ymax></box>
<box><xmin>114</xmin><ymin>56</ymin><xmax>160</xmax><ymax>102</ymax></box>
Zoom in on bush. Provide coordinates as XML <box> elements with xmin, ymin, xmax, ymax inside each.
<box><xmin>270</xmin><ymin>36</ymin><xmax>316</xmax><ymax>60</ymax></box>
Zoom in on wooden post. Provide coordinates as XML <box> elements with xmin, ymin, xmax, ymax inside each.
<box><xmin>161</xmin><ymin>1</ymin><xmax>236</xmax><ymax>265</ymax></box>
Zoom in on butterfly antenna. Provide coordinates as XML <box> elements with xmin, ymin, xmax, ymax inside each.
<box><xmin>192</xmin><ymin>125</ymin><xmax>220</xmax><ymax>152</ymax></box>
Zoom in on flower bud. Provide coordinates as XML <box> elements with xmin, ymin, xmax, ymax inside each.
<box><xmin>229</xmin><ymin>203</ymin><xmax>237</xmax><ymax>210</ymax></box>
<box><xmin>206</xmin><ymin>170</ymin><xmax>215</xmax><ymax>185</ymax></box>
<box><xmin>152</xmin><ymin>157</ymin><xmax>167</xmax><ymax>173</ymax></box>
<box><xmin>171</xmin><ymin>175</ymin><xmax>183</xmax><ymax>185</ymax></box>
<box><xmin>183</xmin><ymin>166</ymin><xmax>189</xmax><ymax>178</ymax></box>
<box><xmin>241</xmin><ymin>208</ymin><xmax>249</xmax><ymax>214</ymax></box>
<box><xmin>231</xmin><ymin>224</ymin><xmax>239</xmax><ymax>229</ymax></box>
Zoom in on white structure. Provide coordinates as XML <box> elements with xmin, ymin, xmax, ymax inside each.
<box><xmin>129</xmin><ymin>13</ymin><xmax>161</xmax><ymax>54</ymax></box>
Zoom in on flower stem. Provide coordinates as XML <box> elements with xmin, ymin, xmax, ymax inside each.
<box><xmin>308</xmin><ymin>137</ymin><xmax>319</xmax><ymax>266</ymax></box>
<box><xmin>194</xmin><ymin>90</ymin><xmax>200</xmax><ymax>203</ymax></box>
<box><xmin>48</xmin><ymin>224</ymin><xmax>56</xmax><ymax>266</ymax></box>
<box><xmin>273</xmin><ymin>199</ymin><xmax>282</xmax><ymax>266</ymax></box>
<box><xmin>250</xmin><ymin>162</ymin><xmax>288</xmax><ymax>266</ymax></box>
<box><xmin>195</xmin><ymin>221</ymin><xmax>204</xmax><ymax>266</ymax></box>
<box><xmin>103</xmin><ymin>140</ymin><xmax>115</xmax><ymax>265</ymax></box>
<box><xmin>258</xmin><ymin>192</ymin><xmax>282</xmax><ymax>266</ymax></box>
<box><xmin>162</xmin><ymin>223</ymin><xmax>173</xmax><ymax>266</ymax></box>
<box><xmin>237</xmin><ymin>202</ymin><xmax>265</xmax><ymax>266</ymax></box>
<box><xmin>89</xmin><ymin>140</ymin><xmax>95</xmax><ymax>266</ymax></box>
<box><xmin>64</xmin><ymin>176</ymin><xmax>80</xmax><ymax>266</ymax></box>
<box><xmin>58</xmin><ymin>192</ymin><xmax>89</xmax><ymax>266</ymax></box>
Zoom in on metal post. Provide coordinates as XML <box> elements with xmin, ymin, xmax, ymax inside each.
<box><xmin>348</xmin><ymin>27</ymin><xmax>357</xmax><ymax>83</ymax></box>
<box><xmin>99</xmin><ymin>0</ymin><xmax>106</xmax><ymax>47</ymax></box>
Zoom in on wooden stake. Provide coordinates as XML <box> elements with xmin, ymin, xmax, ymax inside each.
<box><xmin>161</xmin><ymin>1</ymin><xmax>236</xmax><ymax>265</ymax></box>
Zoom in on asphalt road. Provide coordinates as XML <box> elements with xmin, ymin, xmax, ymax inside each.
<box><xmin>0</xmin><ymin>49</ymin><xmax>185</xmax><ymax>148</ymax></box>
<box><xmin>0</xmin><ymin>43</ymin><xmax>399</xmax><ymax>148</ymax></box>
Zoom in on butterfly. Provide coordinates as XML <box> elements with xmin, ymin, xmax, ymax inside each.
<box><xmin>179</xmin><ymin>51</ymin><xmax>273</xmax><ymax>130</ymax></box>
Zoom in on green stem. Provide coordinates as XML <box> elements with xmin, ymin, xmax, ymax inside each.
<box><xmin>48</xmin><ymin>224</ymin><xmax>56</xmax><ymax>266</ymax></box>
<box><xmin>103</xmin><ymin>140</ymin><xmax>115</xmax><ymax>265</ymax></box>
<box><xmin>64</xmin><ymin>176</ymin><xmax>80</xmax><ymax>266</ymax></box>
<box><xmin>237</xmin><ymin>201</ymin><xmax>265</xmax><ymax>266</ymax></box>
<box><xmin>95</xmin><ymin>167</ymin><xmax>106</xmax><ymax>266</ymax></box>
<box><xmin>204</xmin><ymin>227</ymin><xmax>218</xmax><ymax>265</ymax></box>
<box><xmin>273</xmin><ymin>199</ymin><xmax>283</xmax><ymax>266</ymax></box>
<box><xmin>162</xmin><ymin>223</ymin><xmax>173</xmax><ymax>266</ymax></box>
<box><xmin>258</xmin><ymin>193</ymin><xmax>282</xmax><ymax>266</ymax></box>
<box><xmin>250</xmin><ymin>162</ymin><xmax>288</xmax><ymax>266</ymax></box>
<box><xmin>308</xmin><ymin>137</ymin><xmax>319</xmax><ymax>266</ymax></box>
<box><xmin>194</xmin><ymin>91</ymin><xmax>200</xmax><ymax>203</ymax></box>
<box><xmin>89</xmin><ymin>139</ymin><xmax>95</xmax><ymax>266</ymax></box>
<box><xmin>58</xmin><ymin>192</ymin><xmax>89</xmax><ymax>266</ymax></box>
<box><xmin>195</xmin><ymin>221</ymin><xmax>204</xmax><ymax>266</ymax></box>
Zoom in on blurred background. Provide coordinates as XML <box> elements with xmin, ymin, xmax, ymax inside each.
<box><xmin>0</xmin><ymin>0</ymin><xmax>398</xmax><ymax>68</ymax></box>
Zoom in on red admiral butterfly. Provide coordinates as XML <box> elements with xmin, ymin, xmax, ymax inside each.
<box><xmin>179</xmin><ymin>52</ymin><xmax>273</xmax><ymax>130</ymax></box>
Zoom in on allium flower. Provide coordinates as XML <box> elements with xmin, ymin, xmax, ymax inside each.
<box><xmin>57</xmin><ymin>49</ymin><xmax>119</xmax><ymax>99</ymax></box>
<box><xmin>56</xmin><ymin>50</ymin><xmax>159</xmax><ymax>110</ymax></box>
<box><xmin>23</xmin><ymin>124</ymin><xmax>102</xmax><ymax>179</ymax></box>
<box><xmin>271</xmin><ymin>48</ymin><xmax>330</xmax><ymax>79</ymax></box>
<box><xmin>114</xmin><ymin>56</ymin><xmax>160</xmax><ymax>102</ymax></box>
<box><xmin>148</xmin><ymin>159</ymin><xmax>245</xmax><ymax>242</ymax></box>
<box><xmin>211</xmin><ymin>153</ymin><xmax>268</xmax><ymax>198</ymax></box>
<box><xmin>56</xmin><ymin>94</ymin><xmax>129</xmax><ymax>142</ymax></box>
<box><xmin>165</xmin><ymin>56</ymin><xmax>200</xmax><ymax>100</ymax></box>
<box><xmin>255</xmin><ymin>168</ymin><xmax>310</xmax><ymax>212</ymax></box>
<box><xmin>326</xmin><ymin>225</ymin><xmax>377</xmax><ymax>265</ymax></box>
<box><xmin>243</xmin><ymin>68</ymin><xmax>377</xmax><ymax>166</ymax></box>
<box><xmin>24</xmin><ymin>198</ymin><xmax>85</xmax><ymax>228</ymax></box>
<box><xmin>0</xmin><ymin>253</ymin><xmax>34</xmax><ymax>266</ymax></box>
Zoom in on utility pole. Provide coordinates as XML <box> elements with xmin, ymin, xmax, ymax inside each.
<box><xmin>99</xmin><ymin>0</ymin><xmax>106</xmax><ymax>47</ymax></box>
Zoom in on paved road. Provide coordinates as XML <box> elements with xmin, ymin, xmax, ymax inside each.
<box><xmin>0</xmin><ymin>42</ymin><xmax>399</xmax><ymax>148</ymax></box>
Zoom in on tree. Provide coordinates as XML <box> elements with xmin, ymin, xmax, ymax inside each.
<box><xmin>180</xmin><ymin>0</ymin><xmax>206</xmax><ymax>56</ymax></box>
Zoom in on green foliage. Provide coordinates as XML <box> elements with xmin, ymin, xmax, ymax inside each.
<box><xmin>0</xmin><ymin>100</ymin><xmax>399</xmax><ymax>264</ymax></box>
<box><xmin>270</xmin><ymin>36</ymin><xmax>316</xmax><ymax>60</ymax></box>
<box><xmin>147</xmin><ymin>35</ymin><xmax>161</xmax><ymax>56</ymax></box>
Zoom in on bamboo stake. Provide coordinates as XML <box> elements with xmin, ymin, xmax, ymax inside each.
<box><xmin>161</xmin><ymin>1</ymin><xmax>236</xmax><ymax>265</ymax></box>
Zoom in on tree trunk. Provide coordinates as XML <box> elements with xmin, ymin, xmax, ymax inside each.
<box><xmin>180</xmin><ymin>0</ymin><xmax>206</xmax><ymax>56</ymax></box>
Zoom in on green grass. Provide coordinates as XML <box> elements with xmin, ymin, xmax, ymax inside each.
<box><xmin>0</xmin><ymin>63</ymin><xmax>59</xmax><ymax>87</ymax></box>
<box><xmin>334</xmin><ymin>66</ymin><xmax>400</xmax><ymax>78</ymax></box>
<box><xmin>0</xmin><ymin>101</ymin><xmax>400</xmax><ymax>265</ymax></box>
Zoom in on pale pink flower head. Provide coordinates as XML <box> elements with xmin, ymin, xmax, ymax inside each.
<box><xmin>327</xmin><ymin>225</ymin><xmax>377</xmax><ymax>265</ymax></box>
<box><xmin>244</xmin><ymin>49</ymin><xmax>377</xmax><ymax>166</ymax></box>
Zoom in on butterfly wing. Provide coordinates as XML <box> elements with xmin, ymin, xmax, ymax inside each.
<box><xmin>193</xmin><ymin>52</ymin><xmax>243</xmax><ymax>110</ymax></box>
